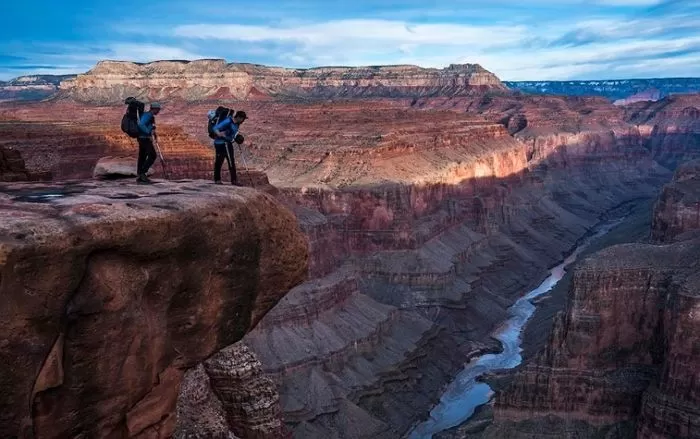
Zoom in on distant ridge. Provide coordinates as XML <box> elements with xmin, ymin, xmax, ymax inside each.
<box><xmin>505</xmin><ymin>78</ymin><xmax>700</xmax><ymax>101</ymax></box>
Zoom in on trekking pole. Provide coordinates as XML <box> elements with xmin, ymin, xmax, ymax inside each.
<box><xmin>152</xmin><ymin>133</ymin><xmax>170</xmax><ymax>179</ymax></box>
<box><xmin>235</xmin><ymin>132</ymin><xmax>256</xmax><ymax>189</ymax></box>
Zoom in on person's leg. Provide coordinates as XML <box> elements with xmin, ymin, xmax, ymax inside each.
<box><xmin>142</xmin><ymin>138</ymin><xmax>157</xmax><ymax>178</ymax></box>
<box><xmin>225</xmin><ymin>141</ymin><xmax>238</xmax><ymax>185</ymax></box>
<box><xmin>136</xmin><ymin>138</ymin><xmax>148</xmax><ymax>181</ymax></box>
<box><xmin>214</xmin><ymin>142</ymin><xmax>226</xmax><ymax>183</ymax></box>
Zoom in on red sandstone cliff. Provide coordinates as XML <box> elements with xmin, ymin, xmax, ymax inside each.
<box><xmin>1</xmin><ymin>91</ymin><xmax>697</xmax><ymax>438</ymax></box>
<box><xmin>56</xmin><ymin>59</ymin><xmax>505</xmax><ymax>104</ymax></box>
<box><xmin>0</xmin><ymin>180</ymin><xmax>307</xmax><ymax>438</ymax></box>
<box><xmin>481</xmin><ymin>160</ymin><xmax>700</xmax><ymax>439</ymax></box>
<box><xmin>626</xmin><ymin>94</ymin><xmax>700</xmax><ymax>167</ymax></box>
<box><xmin>0</xmin><ymin>103</ymin><xmax>218</xmax><ymax>181</ymax></box>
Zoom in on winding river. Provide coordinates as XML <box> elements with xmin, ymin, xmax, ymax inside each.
<box><xmin>406</xmin><ymin>217</ymin><xmax>625</xmax><ymax>439</ymax></box>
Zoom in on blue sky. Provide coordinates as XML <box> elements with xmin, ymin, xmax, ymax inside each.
<box><xmin>1</xmin><ymin>0</ymin><xmax>699</xmax><ymax>81</ymax></box>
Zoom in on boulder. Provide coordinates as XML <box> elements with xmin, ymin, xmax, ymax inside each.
<box><xmin>93</xmin><ymin>156</ymin><xmax>153</xmax><ymax>179</ymax></box>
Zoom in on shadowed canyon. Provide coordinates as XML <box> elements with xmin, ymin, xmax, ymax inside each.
<box><xmin>0</xmin><ymin>60</ymin><xmax>699</xmax><ymax>438</ymax></box>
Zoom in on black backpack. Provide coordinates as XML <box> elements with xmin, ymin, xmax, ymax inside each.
<box><xmin>121</xmin><ymin>97</ymin><xmax>145</xmax><ymax>138</ymax></box>
<box><xmin>207</xmin><ymin>106</ymin><xmax>233</xmax><ymax>139</ymax></box>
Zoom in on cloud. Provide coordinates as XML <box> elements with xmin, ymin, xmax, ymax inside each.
<box><xmin>3</xmin><ymin>0</ymin><xmax>700</xmax><ymax>80</ymax></box>
<box><xmin>0</xmin><ymin>42</ymin><xmax>208</xmax><ymax>79</ymax></box>
<box><xmin>167</xmin><ymin>12</ymin><xmax>700</xmax><ymax>80</ymax></box>
<box><xmin>174</xmin><ymin>20</ymin><xmax>527</xmax><ymax>48</ymax></box>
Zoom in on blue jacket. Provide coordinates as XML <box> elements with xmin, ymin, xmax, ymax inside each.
<box><xmin>213</xmin><ymin>117</ymin><xmax>239</xmax><ymax>144</ymax></box>
<box><xmin>138</xmin><ymin>111</ymin><xmax>156</xmax><ymax>138</ymax></box>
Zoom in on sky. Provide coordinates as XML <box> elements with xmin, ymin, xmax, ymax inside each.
<box><xmin>1</xmin><ymin>0</ymin><xmax>699</xmax><ymax>81</ymax></box>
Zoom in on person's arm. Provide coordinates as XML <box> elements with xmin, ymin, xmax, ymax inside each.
<box><xmin>138</xmin><ymin>112</ymin><xmax>153</xmax><ymax>135</ymax></box>
<box><xmin>213</xmin><ymin>118</ymin><xmax>229</xmax><ymax>138</ymax></box>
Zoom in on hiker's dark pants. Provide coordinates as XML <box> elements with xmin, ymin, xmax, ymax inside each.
<box><xmin>137</xmin><ymin>137</ymin><xmax>157</xmax><ymax>175</ymax></box>
<box><xmin>214</xmin><ymin>141</ymin><xmax>237</xmax><ymax>183</ymax></box>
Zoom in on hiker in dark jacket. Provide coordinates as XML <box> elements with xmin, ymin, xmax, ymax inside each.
<box><xmin>136</xmin><ymin>102</ymin><xmax>161</xmax><ymax>183</ymax></box>
<box><xmin>213</xmin><ymin>110</ymin><xmax>247</xmax><ymax>185</ymax></box>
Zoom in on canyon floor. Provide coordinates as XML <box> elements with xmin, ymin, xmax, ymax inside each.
<box><xmin>0</xmin><ymin>86</ymin><xmax>699</xmax><ymax>438</ymax></box>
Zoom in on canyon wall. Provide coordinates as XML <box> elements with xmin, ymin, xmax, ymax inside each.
<box><xmin>2</xmin><ymin>83</ymin><xmax>699</xmax><ymax>437</ymax></box>
<box><xmin>480</xmin><ymin>160</ymin><xmax>700</xmax><ymax>439</ymax></box>
<box><xmin>0</xmin><ymin>179</ymin><xmax>308</xmax><ymax>438</ymax></box>
<box><xmin>0</xmin><ymin>103</ymin><xmax>220</xmax><ymax>181</ymax></box>
<box><xmin>0</xmin><ymin>75</ymin><xmax>75</xmax><ymax>102</ymax></box>
<box><xmin>625</xmin><ymin>94</ymin><xmax>700</xmax><ymax>168</ymax></box>
<box><xmin>234</xmin><ymin>100</ymin><xmax>675</xmax><ymax>438</ymax></box>
<box><xmin>56</xmin><ymin>59</ymin><xmax>505</xmax><ymax>104</ymax></box>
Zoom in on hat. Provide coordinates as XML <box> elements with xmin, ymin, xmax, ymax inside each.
<box><xmin>150</xmin><ymin>102</ymin><xmax>162</xmax><ymax>109</ymax></box>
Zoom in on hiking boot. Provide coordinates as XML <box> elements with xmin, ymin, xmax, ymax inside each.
<box><xmin>214</xmin><ymin>180</ymin><xmax>223</xmax><ymax>185</ymax></box>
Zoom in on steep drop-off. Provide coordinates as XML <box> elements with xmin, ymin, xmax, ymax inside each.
<box><xmin>236</xmin><ymin>99</ymin><xmax>675</xmax><ymax>437</ymax></box>
<box><xmin>56</xmin><ymin>59</ymin><xmax>505</xmax><ymax>104</ymax></box>
<box><xmin>3</xmin><ymin>87</ymin><xmax>699</xmax><ymax>438</ymax></box>
<box><xmin>478</xmin><ymin>160</ymin><xmax>700</xmax><ymax>439</ymax></box>
<box><xmin>0</xmin><ymin>180</ymin><xmax>308</xmax><ymax>438</ymax></box>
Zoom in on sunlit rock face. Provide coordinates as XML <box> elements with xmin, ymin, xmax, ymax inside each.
<box><xmin>57</xmin><ymin>59</ymin><xmax>505</xmax><ymax>103</ymax></box>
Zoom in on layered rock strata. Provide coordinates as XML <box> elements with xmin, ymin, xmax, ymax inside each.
<box><xmin>412</xmin><ymin>92</ymin><xmax>700</xmax><ymax>170</ymax></box>
<box><xmin>625</xmin><ymin>94</ymin><xmax>700</xmax><ymax>168</ymax></box>
<box><xmin>0</xmin><ymin>179</ymin><xmax>308</xmax><ymax>438</ymax></box>
<box><xmin>480</xmin><ymin>161</ymin><xmax>700</xmax><ymax>439</ymax></box>
<box><xmin>0</xmin><ymin>145</ymin><xmax>50</xmax><ymax>181</ymax></box>
<box><xmin>241</xmin><ymin>103</ymin><xmax>672</xmax><ymax>437</ymax></box>
<box><xmin>2</xmin><ymin>93</ymin><xmax>696</xmax><ymax>437</ymax></box>
<box><xmin>176</xmin><ymin>343</ymin><xmax>288</xmax><ymax>439</ymax></box>
<box><xmin>0</xmin><ymin>113</ymin><xmax>213</xmax><ymax>181</ymax></box>
<box><xmin>651</xmin><ymin>160</ymin><xmax>700</xmax><ymax>243</ymax></box>
<box><xmin>0</xmin><ymin>75</ymin><xmax>75</xmax><ymax>102</ymax></box>
<box><xmin>57</xmin><ymin>59</ymin><xmax>505</xmax><ymax>104</ymax></box>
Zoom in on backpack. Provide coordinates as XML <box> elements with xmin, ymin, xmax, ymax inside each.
<box><xmin>207</xmin><ymin>106</ymin><xmax>233</xmax><ymax>139</ymax></box>
<box><xmin>121</xmin><ymin>97</ymin><xmax>145</xmax><ymax>138</ymax></box>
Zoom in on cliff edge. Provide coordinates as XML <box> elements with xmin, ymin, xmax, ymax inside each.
<box><xmin>0</xmin><ymin>179</ymin><xmax>308</xmax><ymax>438</ymax></box>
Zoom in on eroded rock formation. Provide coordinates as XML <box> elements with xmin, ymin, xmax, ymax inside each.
<box><xmin>2</xmin><ymin>72</ymin><xmax>700</xmax><ymax>438</ymax></box>
<box><xmin>0</xmin><ymin>104</ymin><xmax>216</xmax><ymax>181</ymax></box>
<box><xmin>651</xmin><ymin>160</ymin><xmax>700</xmax><ymax>243</ymax></box>
<box><xmin>626</xmin><ymin>94</ymin><xmax>700</xmax><ymax>167</ymax></box>
<box><xmin>176</xmin><ymin>343</ymin><xmax>289</xmax><ymax>439</ymax></box>
<box><xmin>57</xmin><ymin>59</ymin><xmax>505</xmax><ymax>104</ymax></box>
<box><xmin>480</xmin><ymin>160</ymin><xmax>700</xmax><ymax>439</ymax></box>
<box><xmin>0</xmin><ymin>179</ymin><xmax>307</xmax><ymax>438</ymax></box>
<box><xmin>0</xmin><ymin>144</ymin><xmax>49</xmax><ymax>181</ymax></box>
<box><xmin>232</xmin><ymin>99</ymin><xmax>676</xmax><ymax>437</ymax></box>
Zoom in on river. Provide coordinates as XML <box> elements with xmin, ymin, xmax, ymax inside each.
<box><xmin>405</xmin><ymin>217</ymin><xmax>625</xmax><ymax>439</ymax></box>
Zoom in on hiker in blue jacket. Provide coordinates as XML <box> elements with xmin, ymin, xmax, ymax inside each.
<box><xmin>213</xmin><ymin>110</ymin><xmax>247</xmax><ymax>185</ymax></box>
<box><xmin>136</xmin><ymin>102</ymin><xmax>161</xmax><ymax>183</ymax></box>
